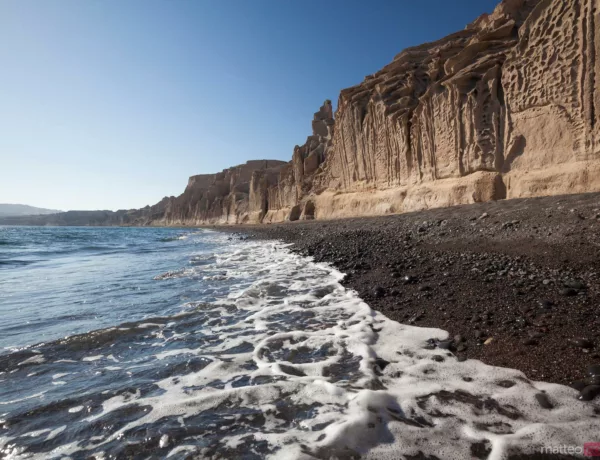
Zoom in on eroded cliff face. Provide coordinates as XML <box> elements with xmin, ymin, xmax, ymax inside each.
<box><xmin>131</xmin><ymin>160</ymin><xmax>285</xmax><ymax>226</ymax></box>
<box><xmin>307</xmin><ymin>0</ymin><xmax>600</xmax><ymax>220</ymax></box>
<box><xmin>137</xmin><ymin>0</ymin><xmax>600</xmax><ymax>226</ymax></box>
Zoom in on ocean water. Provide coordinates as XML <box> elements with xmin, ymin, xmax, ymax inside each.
<box><xmin>0</xmin><ymin>226</ymin><xmax>599</xmax><ymax>459</ymax></box>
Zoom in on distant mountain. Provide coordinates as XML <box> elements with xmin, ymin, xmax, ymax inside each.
<box><xmin>0</xmin><ymin>204</ymin><xmax>62</xmax><ymax>217</ymax></box>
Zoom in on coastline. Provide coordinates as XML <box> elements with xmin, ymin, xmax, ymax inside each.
<box><xmin>218</xmin><ymin>191</ymin><xmax>600</xmax><ymax>389</ymax></box>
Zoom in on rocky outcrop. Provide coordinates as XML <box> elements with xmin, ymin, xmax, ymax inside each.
<box><xmin>170</xmin><ymin>0</ymin><xmax>600</xmax><ymax>225</ymax></box>
<box><xmin>306</xmin><ymin>0</ymin><xmax>600</xmax><ymax>220</ymax></box>
<box><xmin>149</xmin><ymin>160</ymin><xmax>288</xmax><ymax>225</ymax></box>
<box><xmin>260</xmin><ymin>100</ymin><xmax>335</xmax><ymax>222</ymax></box>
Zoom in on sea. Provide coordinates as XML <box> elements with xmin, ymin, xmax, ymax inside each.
<box><xmin>0</xmin><ymin>226</ymin><xmax>599</xmax><ymax>459</ymax></box>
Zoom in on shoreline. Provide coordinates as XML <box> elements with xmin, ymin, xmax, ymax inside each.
<box><xmin>219</xmin><ymin>191</ymin><xmax>600</xmax><ymax>390</ymax></box>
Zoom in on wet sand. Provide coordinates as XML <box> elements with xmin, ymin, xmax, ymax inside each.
<box><xmin>223</xmin><ymin>192</ymin><xmax>600</xmax><ymax>391</ymax></box>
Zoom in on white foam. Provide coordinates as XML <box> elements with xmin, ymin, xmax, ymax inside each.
<box><xmin>82</xmin><ymin>355</ymin><xmax>103</xmax><ymax>362</ymax></box>
<box><xmin>17</xmin><ymin>355</ymin><xmax>45</xmax><ymax>366</ymax></box>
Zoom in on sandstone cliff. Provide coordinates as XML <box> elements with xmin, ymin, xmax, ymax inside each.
<box><xmin>152</xmin><ymin>0</ymin><xmax>600</xmax><ymax>225</ymax></box>
<box><xmin>4</xmin><ymin>0</ymin><xmax>597</xmax><ymax>227</ymax></box>
<box><xmin>146</xmin><ymin>160</ymin><xmax>287</xmax><ymax>225</ymax></box>
<box><xmin>306</xmin><ymin>0</ymin><xmax>600</xmax><ymax>220</ymax></box>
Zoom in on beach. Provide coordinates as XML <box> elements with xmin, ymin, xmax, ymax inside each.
<box><xmin>230</xmin><ymin>191</ymin><xmax>600</xmax><ymax>389</ymax></box>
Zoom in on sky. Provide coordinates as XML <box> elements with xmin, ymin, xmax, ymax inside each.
<box><xmin>0</xmin><ymin>0</ymin><xmax>500</xmax><ymax>211</ymax></box>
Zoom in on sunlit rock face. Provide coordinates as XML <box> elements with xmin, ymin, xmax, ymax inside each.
<box><xmin>138</xmin><ymin>0</ymin><xmax>600</xmax><ymax>225</ymax></box>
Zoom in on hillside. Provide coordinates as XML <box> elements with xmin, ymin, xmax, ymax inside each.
<box><xmin>0</xmin><ymin>204</ymin><xmax>61</xmax><ymax>217</ymax></box>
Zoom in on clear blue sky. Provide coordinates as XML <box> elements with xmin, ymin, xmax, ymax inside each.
<box><xmin>0</xmin><ymin>0</ymin><xmax>499</xmax><ymax>211</ymax></box>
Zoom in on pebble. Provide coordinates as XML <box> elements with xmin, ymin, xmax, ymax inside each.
<box><xmin>560</xmin><ymin>288</ymin><xmax>578</xmax><ymax>297</ymax></box>
<box><xmin>573</xmin><ymin>338</ymin><xmax>594</xmax><ymax>349</ymax></box>
<box><xmin>588</xmin><ymin>364</ymin><xmax>600</xmax><ymax>377</ymax></box>
<box><xmin>374</xmin><ymin>358</ymin><xmax>390</xmax><ymax>372</ymax></box>
<box><xmin>374</xmin><ymin>286</ymin><xmax>386</xmax><ymax>298</ymax></box>
<box><xmin>535</xmin><ymin>393</ymin><xmax>554</xmax><ymax>409</ymax></box>
<box><xmin>484</xmin><ymin>337</ymin><xmax>494</xmax><ymax>345</ymax></box>
<box><xmin>571</xmin><ymin>380</ymin><xmax>588</xmax><ymax>391</ymax></box>
<box><xmin>279</xmin><ymin>364</ymin><xmax>306</xmax><ymax>377</ymax></box>
<box><xmin>578</xmin><ymin>385</ymin><xmax>600</xmax><ymax>401</ymax></box>
<box><xmin>436</xmin><ymin>340</ymin><xmax>453</xmax><ymax>350</ymax></box>
<box><xmin>564</xmin><ymin>280</ymin><xmax>587</xmax><ymax>290</ymax></box>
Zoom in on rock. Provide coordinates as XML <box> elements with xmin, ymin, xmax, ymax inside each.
<box><xmin>523</xmin><ymin>338</ymin><xmax>538</xmax><ymax>346</ymax></box>
<box><xmin>484</xmin><ymin>337</ymin><xmax>494</xmax><ymax>345</ymax></box>
<box><xmin>573</xmin><ymin>338</ymin><xmax>594</xmax><ymax>349</ymax></box>
<box><xmin>560</xmin><ymin>288</ymin><xmax>578</xmax><ymax>297</ymax></box>
<box><xmin>535</xmin><ymin>393</ymin><xmax>553</xmax><ymax>409</ymax></box>
<box><xmin>564</xmin><ymin>280</ymin><xmax>587</xmax><ymax>291</ymax></box>
<box><xmin>279</xmin><ymin>364</ymin><xmax>306</xmax><ymax>377</ymax></box>
<box><xmin>502</xmin><ymin>221</ymin><xmax>520</xmax><ymax>229</ymax></box>
<box><xmin>373</xmin><ymin>286</ymin><xmax>386</xmax><ymax>298</ymax></box>
<box><xmin>436</xmin><ymin>340</ymin><xmax>453</xmax><ymax>350</ymax></box>
<box><xmin>571</xmin><ymin>380</ymin><xmax>588</xmax><ymax>392</ymax></box>
<box><xmin>540</xmin><ymin>300</ymin><xmax>554</xmax><ymax>309</ymax></box>
<box><xmin>479</xmin><ymin>213</ymin><xmax>489</xmax><ymax>220</ymax></box>
<box><xmin>374</xmin><ymin>358</ymin><xmax>390</xmax><ymax>372</ymax></box>
<box><xmin>588</xmin><ymin>365</ymin><xmax>600</xmax><ymax>377</ymax></box>
<box><xmin>578</xmin><ymin>385</ymin><xmax>600</xmax><ymax>401</ymax></box>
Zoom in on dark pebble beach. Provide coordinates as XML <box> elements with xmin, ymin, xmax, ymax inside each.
<box><xmin>222</xmin><ymin>192</ymin><xmax>600</xmax><ymax>394</ymax></box>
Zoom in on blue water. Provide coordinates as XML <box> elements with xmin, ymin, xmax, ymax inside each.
<box><xmin>0</xmin><ymin>226</ymin><xmax>224</xmax><ymax>350</ymax></box>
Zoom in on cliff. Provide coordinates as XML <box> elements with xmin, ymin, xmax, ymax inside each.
<box><xmin>3</xmin><ymin>0</ymin><xmax>598</xmax><ymax>227</ymax></box>
<box><xmin>155</xmin><ymin>0</ymin><xmax>600</xmax><ymax>225</ymax></box>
